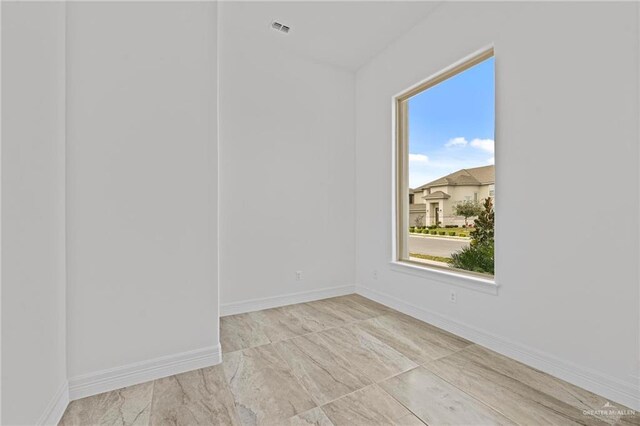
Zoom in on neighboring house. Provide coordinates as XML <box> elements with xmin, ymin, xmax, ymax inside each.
<box><xmin>410</xmin><ymin>165</ymin><xmax>495</xmax><ymax>227</ymax></box>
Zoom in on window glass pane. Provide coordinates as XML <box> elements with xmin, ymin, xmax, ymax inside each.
<box><xmin>404</xmin><ymin>55</ymin><xmax>495</xmax><ymax>277</ymax></box>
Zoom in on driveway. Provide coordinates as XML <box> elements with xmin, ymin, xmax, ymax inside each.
<box><xmin>408</xmin><ymin>235</ymin><xmax>470</xmax><ymax>258</ymax></box>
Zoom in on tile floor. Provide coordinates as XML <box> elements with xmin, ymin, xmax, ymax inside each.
<box><xmin>59</xmin><ymin>294</ymin><xmax>639</xmax><ymax>425</ymax></box>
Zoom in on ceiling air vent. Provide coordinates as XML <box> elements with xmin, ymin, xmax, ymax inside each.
<box><xmin>271</xmin><ymin>21</ymin><xmax>290</xmax><ymax>34</ymax></box>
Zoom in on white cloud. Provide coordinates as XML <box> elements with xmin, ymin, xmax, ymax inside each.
<box><xmin>445</xmin><ymin>137</ymin><xmax>468</xmax><ymax>148</ymax></box>
<box><xmin>470</xmin><ymin>138</ymin><xmax>494</xmax><ymax>153</ymax></box>
<box><xmin>409</xmin><ymin>153</ymin><xmax>429</xmax><ymax>163</ymax></box>
<box><xmin>487</xmin><ymin>157</ymin><xmax>495</xmax><ymax>164</ymax></box>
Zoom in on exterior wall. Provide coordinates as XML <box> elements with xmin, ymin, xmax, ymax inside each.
<box><xmin>409</xmin><ymin>203</ymin><xmax>426</xmax><ymax>227</ymax></box>
<box><xmin>411</xmin><ymin>189</ymin><xmax>427</xmax><ymax>204</ymax></box>
<box><xmin>425</xmin><ymin>200</ymin><xmax>444</xmax><ymax>226</ymax></box>
<box><xmin>422</xmin><ymin>183</ymin><xmax>495</xmax><ymax>226</ymax></box>
<box><xmin>478</xmin><ymin>184</ymin><xmax>493</xmax><ymax>200</ymax></box>
<box><xmin>446</xmin><ymin>185</ymin><xmax>480</xmax><ymax>226</ymax></box>
<box><xmin>442</xmin><ymin>199</ymin><xmax>464</xmax><ymax>227</ymax></box>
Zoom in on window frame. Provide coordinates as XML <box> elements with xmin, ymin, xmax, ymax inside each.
<box><xmin>393</xmin><ymin>47</ymin><xmax>496</xmax><ymax>284</ymax></box>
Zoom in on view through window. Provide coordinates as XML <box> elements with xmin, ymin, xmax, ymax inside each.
<box><xmin>397</xmin><ymin>50</ymin><xmax>495</xmax><ymax>277</ymax></box>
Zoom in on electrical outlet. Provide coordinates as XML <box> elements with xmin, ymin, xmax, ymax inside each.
<box><xmin>449</xmin><ymin>290</ymin><xmax>457</xmax><ymax>303</ymax></box>
<box><xmin>373</xmin><ymin>270</ymin><xmax>378</xmax><ymax>280</ymax></box>
<box><xmin>296</xmin><ymin>271</ymin><xmax>302</xmax><ymax>281</ymax></box>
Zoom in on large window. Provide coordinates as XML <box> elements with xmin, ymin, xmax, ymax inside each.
<box><xmin>396</xmin><ymin>48</ymin><xmax>495</xmax><ymax>278</ymax></box>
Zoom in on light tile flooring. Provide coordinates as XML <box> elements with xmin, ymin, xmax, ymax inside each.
<box><xmin>60</xmin><ymin>294</ymin><xmax>639</xmax><ymax>425</ymax></box>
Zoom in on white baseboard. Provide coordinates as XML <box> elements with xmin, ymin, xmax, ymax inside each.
<box><xmin>356</xmin><ymin>285</ymin><xmax>640</xmax><ymax>411</ymax></box>
<box><xmin>220</xmin><ymin>284</ymin><xmax>355</xmax><ymax>316</ymax></box>
<box><xmin>37</xmin><ymin>380</ymin><xmax>69</xmax><ymax>425</ymax></box>
<box><xmin>69</xmin><ymin>344</ymin><xmax>222</xmax><ymax>401</ymax></box>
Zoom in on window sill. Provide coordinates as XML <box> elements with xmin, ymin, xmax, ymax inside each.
<box><xmin>389</xmin><ymin>261</ymin><xmax>499</xmax><ymax>295</ymax></box>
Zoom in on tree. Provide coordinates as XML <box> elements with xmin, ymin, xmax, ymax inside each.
<box><xmin>470</xmin><ymin>197</ymin><xmax>494</xmax><ymax>245</ymax></box>
<box><xmin>453</xmin><ymin>200</ymin><xmax>483</xmax><ymax>227</ymax></box>
<box><xmin>414</xmin><ymin>215</ymin><xmax>424</xmax><ymax>228</ymax></box>
<box><xmin>451</xmin><ymin>197</ymin><xmax>495</xmax><ymax>274</ymax></box>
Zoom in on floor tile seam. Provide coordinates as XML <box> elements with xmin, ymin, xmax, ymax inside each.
<box><xmin>273</xmin><ymin>330</ymin><xmax>377</xmax><ymax>408</ymax></box>
<box><xmin>261</xmin><ymin>314</ymin><xmax>381</xmax><ymax>345</ymax></box>
<box><xmin>261</xmin><ymin>315</ymin><xmax>421</xmax><ymax>408</ymax></box>
<box><xmin>310</xmin><ymin>320</ymin><xmax>422</xmax><ymax>385</ymax></box>
<box><xmin>352</xmin><ymin>318</ymin><xmax>464</xmax><ymax>366</ymax></box>
<box><xmin>430</xmin><ymin>353</ymin><xmax>609</xmax><ymax>426</ymax></box>
<box><xmin>309</xmin><ymin>325</ymin><xmax>384</xmax><ymax>387</ymax></box>
<box><xmin>370</xmin><ymin>316</ymin><xmax>476</xmax><ymax>365</ymax></box>
<box><xmin>226</xmin><ymin>297</ymin><xmax>390</xmax><ymax>341</ymax></box>
<box><xmin>444</xmin><ymin>344</ymin><xmax>603</xmax><ymax>406</ymax></box>
<box><xmin>267</xmin><ymin>339</ymin><xmax>322</xmax><ymax>413</ymax></box>
<box><xmin>423</xmin><ymin>344</ymin><xmax>552</xmax><ymax>402</ymax></box>
<box><xmin>374</xmin><ymin>377</ymin><xmax>429</xmax><ymax>426</ymax></box>
<box><xmin>375</xmin><ymin>310</ymin><xmax>477</xmax><ymax>344</ymax></box>
<box><xmin>316</xmin><ymin>405</ymin><xmax>337</xmax><ymax>426</ymax></box>
<box><xmin>221</xmin><ymin>341</ymin><xmax>272</xmax><ymax>356</ymax></box>
<box><xmin>344</xmin><ymin>321</ymin><xmax>426</xmax><ymax>375</ymax></box>
<box><xmin>421</xmin><ymin>345</ymin><xmax>610</xmax><ymax>425</ymax></box>
<box><xmin>145</xmin><ymin>379</ymin><xmax>157</xmax><ymax>426</ymax></box>
<box><xmin>372</xmin><ymin>363</ymin><xmax>422</xmax><ymax>385</ymax></box>
<box><xmin>210</xmin><ymin>369</ymin><xmax>244</xmax><ymax>425</ymax></box>
<box><xmin>421</xmin><ymin>342</ymin><xmax>477</xmax><ymax>365</ymax></box>
<box><xmin>316</xmin><ymin>382</ymin><xmax>383</xmax><ymax>408</ymax></box>
<box><xmin>225</xmin><ymin>341</ymin><xmax>320</xmax><ymax>426</ymax></box>
<box><xmin>417</xmin><ymin>361</ymin><xmax>526</xmax><ymax>426</ymax></box>
<box><xmin>317</xmin><ymin>385</ymin><xmax>399</xmax><ymax>425</ymax></box>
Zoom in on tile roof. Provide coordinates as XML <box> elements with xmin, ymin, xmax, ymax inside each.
<box><xmin>423</xmin><ymin>190</ymin><xmax>451</xmax><ymax>200</ymax></box>
<box><xmin>415</xmin><ymin>165</ymin><xmax>494</xmax><ymax>190</ymax></box>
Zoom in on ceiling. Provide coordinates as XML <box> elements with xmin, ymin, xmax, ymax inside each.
<box><xmin>220</xmin><ymin>1</ymin><xmax>441</xmax><ymax>71</ymax></box>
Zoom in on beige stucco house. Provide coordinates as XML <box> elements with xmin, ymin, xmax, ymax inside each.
<box><xmin>410</xmin><ymin>165</ymin><xmax>495</xmax><ymax>227</ymax></box>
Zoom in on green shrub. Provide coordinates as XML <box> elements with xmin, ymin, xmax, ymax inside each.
<box><xmin>448</xmin><ymin>231</ymin><xmax>456</xmax><ymax>236</ymax></box>
<box><xmin>459</xmin><ymin>233</ymin><xmax>468</xmax><ymax>237</ymax></box>
<box><xmin>409</xmin><ymin>227</ymin><xmax>415</xmax><ymax>232</ymax></box>
<box><xmin>439</xmin><ymin>231</ymin><xmax>446</xmax><ymax>235</ymax></box>
<box><xmin>430</xmin><ymin>231</ymin><xmax>437</xmax><ymax>235</ymax></box>
<box><xmin>428</xmin><ymin>225</ymin><xmax>437</xmax><ymax>230</ymax></box>
<box><xmin>450</xmin><ymin>242</ymin><xmax>494</xmax><ymax>274</ymax></box>
<box><xmin>422</xmin><ymin>229</ymin><xmax>428</xmax><ymax>234</ymax></box>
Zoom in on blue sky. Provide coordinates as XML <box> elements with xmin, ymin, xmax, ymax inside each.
<box><xmin>408</xmin><ymin>57</ymin><xmax>495</xmax><ymax>188</ymax></box>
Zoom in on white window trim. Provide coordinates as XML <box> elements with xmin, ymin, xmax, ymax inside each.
<box><xmin>389</xmin><ymin>261</ymin><xmax>499</xmax><ymax>295</ymax></box>
<box><xmin>391</xmin><ymin>44</ymin><xmax>496</xmax><ymax>291</ymax></box>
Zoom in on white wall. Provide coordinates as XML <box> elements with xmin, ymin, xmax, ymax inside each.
<box><xmin>1</xmin><ymin>2</ymin><xmax>67</xmax><ymax>424</ymax></box>
<box><xmin>218</xmin><ymin>2</ymin><xmax>355</xmax><ymax>313</ymax></box>
<box><xmin>66</xmin><ymin>2</ymin><xmax>219</xmax><ymax>382</ymax></box>
<box><xmin>355</xmin><ymin>2</ymin><xmax>640</xmax><ymax>409</ymax></box>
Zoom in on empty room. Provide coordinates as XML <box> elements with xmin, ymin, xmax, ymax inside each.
<box><xmin>2</xmin><ymin>1</ymin><xmax>639</xmax><ymax>425</ymax></box>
